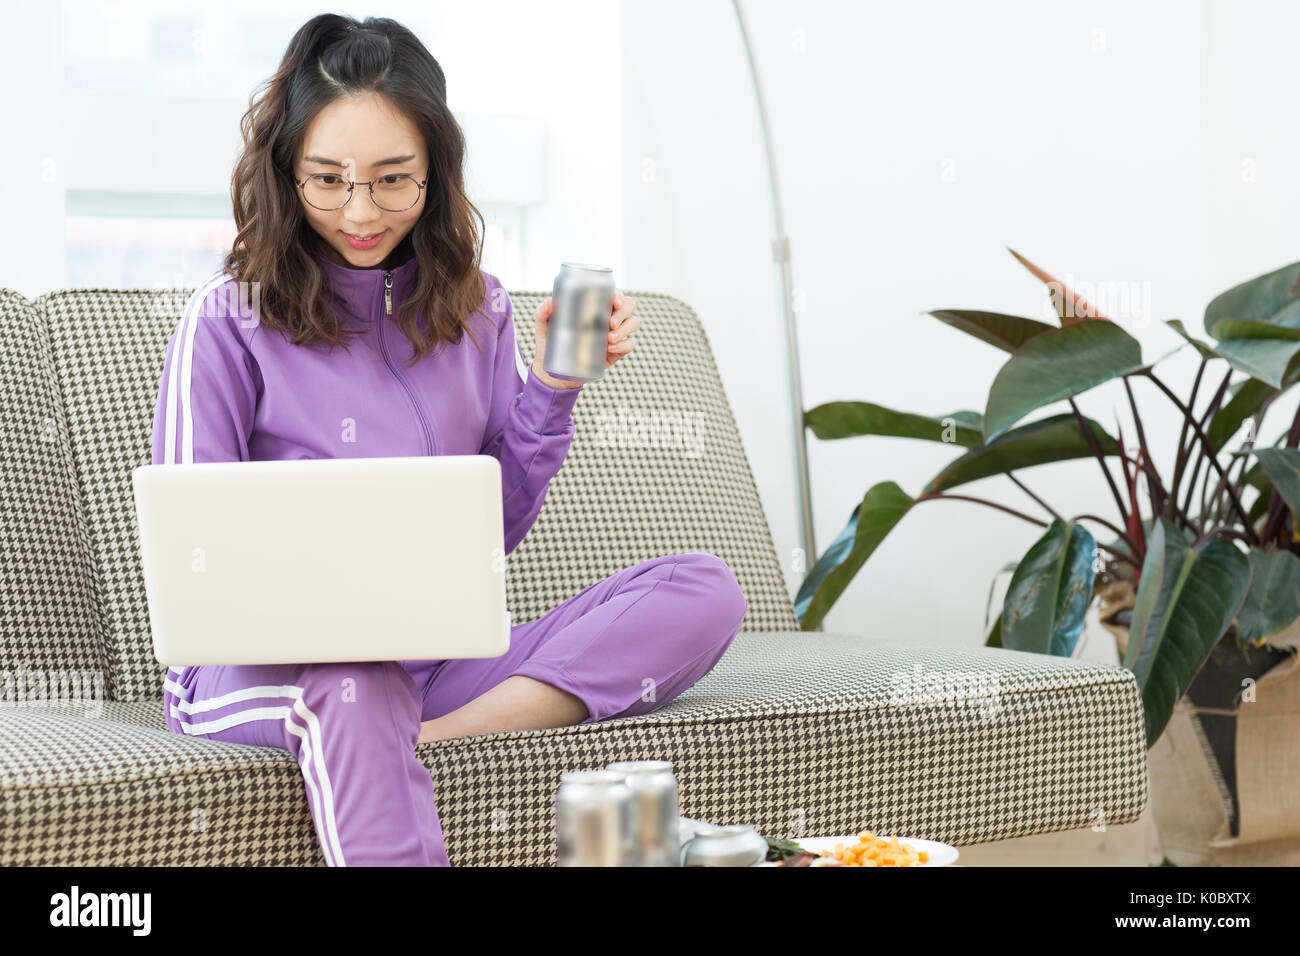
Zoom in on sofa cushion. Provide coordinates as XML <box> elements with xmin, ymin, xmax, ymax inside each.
<box><xmin>0</xmin><ymin>289</ymin><xmax>106</xmax><ymax>684</ymax></box>
<box><xmin>38</xmin><ymin>287</ymin><xmax>798</xmax><ymax>703</ymax></box>
<box><xmin>0</xmin><ymin>631</ymin><xmax>1147</xmax><ymax>865</ymax></box>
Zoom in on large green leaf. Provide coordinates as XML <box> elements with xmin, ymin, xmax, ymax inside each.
<box><xmin>805</xmin><ymin>402</ymin><xmax>982</xmax><ymax>446</ymax></box>
<box><xmin>928</xmin><ymin>310</ymin><xmax>1057</xmax><ymax>352</ymax></box>
<box><xmin>1204</xmin><ymin>260</ymin><xmax>1300</xmax><ymax>336</ymax></box>
<box><xmin>999</xmin><ymin>520</ymin><xmax>1097</xmax><ymax>657</ymax></box>
<box><xmin>1207</xmin><ymin>317</ymin><xmax>1300</xmax><ymax>388</ymax></box>
<box><xmin>1123</xmin><ymin>519</ymin><xmax>1251</xmax><ymax>748</ymax></box>
<box><xmin>984</xmin><ymin>321</ymin><xmax>1146</xmax><ymax>441</ymax></box>
<box><xmin>1209</xmin><ymin>317</ymin><xmax>1300</xmax><ymax>342</ymax></box>
<box><xmin>1209</xmin><ymin>338</ymin><xmax>1300</xmax><ymax>388</ymax></box>
<box><xmin>794</xmin><ymin>482</ymin><xmax>915</xmax><ymax>630</ymax></box>
<box><xmin>1235</xmin><ymin>547</ymin><xmax>1300</xmax><ymax>646</ymax></box>
<box><xmin>1251</xmin><ymin>447</ymin><xmax>1300</xmax><ymax>518</ymax></box>
<box><xmin>923</xmin><ymin>413</ymin><xmax>1119</xmax><ymax>494</ymax></box>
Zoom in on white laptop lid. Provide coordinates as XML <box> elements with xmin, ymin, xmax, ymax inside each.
<box><xmin>132</xmin><ymin>455</ymin><xmax>511</xmax><ymax>666</ymax></box>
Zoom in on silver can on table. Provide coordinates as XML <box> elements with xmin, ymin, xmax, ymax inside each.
<box><xmin>555</xmin><ymin>770</ymin><xmax>632</xmax><ymax>866</ymax></box>
<box><xmin>544</xmin><ymin>262</ymin><xmax>615</xmax><ymax>383</ymax></box>
<box><xmin>605</xmin><ymin>760</ymin><xmax>680</xmax><ymax>866</ymax></box>
<box><xmin>682</xmin><ymin>823</ymin><xmax>770</xmax><ymax>866</ymax></box>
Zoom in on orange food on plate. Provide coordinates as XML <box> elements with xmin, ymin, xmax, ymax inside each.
<box><xmin>817</xmin><ymin>830</ymin><xmax>930</xmax><ymax>867</ymax></box>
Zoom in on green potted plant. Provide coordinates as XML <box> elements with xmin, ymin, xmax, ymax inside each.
<box><xmin>797</xmin><ymin>250</ymin><xmax>1300</xmax><ymax>863</ymax></box>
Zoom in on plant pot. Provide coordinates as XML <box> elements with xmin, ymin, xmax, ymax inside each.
<box><xmin>1095</xmin><ymin>579</ymin><xmax>1135</xmax><ymax>660</ymax></box>
<box><xmin>1100</xmin><ymin>592</ymin><xmax>1300</xmax><ymax>865</ymax></box>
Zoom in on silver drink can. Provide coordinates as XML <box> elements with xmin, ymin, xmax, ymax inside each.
<box><xmin>544</xmin><ymin>262</ymin><xmax>615</xmax><ymax>383</ymax></box>
<box><xmin>682</xmin><ymin>823</ymin><xmax>770</xmax><ymax>867</ymax></box>
<box><xmin>555</xmin><ymin>770</ymin><xmax>632</xmax><ymax>866</ymax></box>
<box><xmin>605</xmin><ymin>760</ymin><xmax>680</xmax><ymax>867</ymax></box>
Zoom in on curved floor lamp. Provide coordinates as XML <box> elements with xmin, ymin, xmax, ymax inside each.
<box><xmin>732</xmin><ymin>0</ymin><xmax>819</xmax><ymax>624</ymax></box>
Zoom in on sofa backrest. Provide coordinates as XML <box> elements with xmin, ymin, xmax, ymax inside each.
<box><xmin>0</xmin><ymin>290</ymin><xmax>107</xmax><ymax>693</ymax></box>
<box><xmin>30</xmin><ymin>284</ymin><xmax>797</xmax><ymax>702</ymax></box>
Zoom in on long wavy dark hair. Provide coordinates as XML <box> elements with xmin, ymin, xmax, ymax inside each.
<box><xmin>225</xmin><ymin>14</ymin><xmax>488</xmax><ymax>366</ymax></box>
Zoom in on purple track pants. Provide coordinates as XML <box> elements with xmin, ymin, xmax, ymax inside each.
<box><xmin>162</xmin><ymin>551</ymin><xmax>748</xmax><ymax>866</ymax></box>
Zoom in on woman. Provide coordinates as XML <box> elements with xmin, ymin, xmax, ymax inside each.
<box><xmin>152</xmin><ymin>13</ymin><xmax>748</xmax><ymax>867</ymax></box>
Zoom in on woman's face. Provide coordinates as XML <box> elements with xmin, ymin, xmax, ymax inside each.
<box><xmin>295</xmin><ymin>92</ymin><xmax>429</xmax><ymax>270</ymax></box>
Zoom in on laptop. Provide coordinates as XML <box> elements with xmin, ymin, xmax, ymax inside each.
<box><xmin>131</xmin><ymin>455</ymin><xmax>511</xmax><ymax>666</ymax></box>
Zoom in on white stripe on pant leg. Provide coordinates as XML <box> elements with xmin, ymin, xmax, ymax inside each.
<box><xmin>178</xmin><ymin>702</ymin><xmax>291</xmax><ymax>734</ymax></box>
<box><xmin>168</xmin><ymin>682</ymin><xmax>310</xmax><ymax>715</ymax></box>
<box><xmin>170</xmin><ymin>687</ymin><xmax>347</xmax><ymax>867</ymax></box>
<box><xmin>163</xmin><ymin>667</ymin><xmax>193</xmax><ymax>707</ymax></box>
<box><xmin>163</xmin><ymin>673</ymin><xmax>199</xmax><ymax>704</ymax></box>
<box><xmin>164</xmin><ymin>269</ymin><xmax>230</xmax><ymax>465</ymax></box>
<box><xmin>280</xmin><ymin>706</ymin><xmax>347</xmax><ymax>867</ymax></box>
<box><xmin>288</xmin><ymin>694</ymin><xmax>346</xmax><ymax>867</ymax></box>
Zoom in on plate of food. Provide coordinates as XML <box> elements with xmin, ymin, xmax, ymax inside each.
<box><xmin>761</xmin><ymin>831</ymin><xmax>959</xmax><ymax>866</ymax></box>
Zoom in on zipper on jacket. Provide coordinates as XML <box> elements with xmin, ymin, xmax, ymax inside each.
<box><xmin>377</xmin><ymin>269</ymin><xmax>437</xmax><ymax>455</ymax></box>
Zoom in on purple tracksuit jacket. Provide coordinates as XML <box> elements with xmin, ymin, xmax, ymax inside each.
<box><xmin>151</xmin><ymin>240</ymin><xmax>582</xmax><ymax>555</ymax></box>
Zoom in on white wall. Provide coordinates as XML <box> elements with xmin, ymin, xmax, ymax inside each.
<box><xmin>622</xmin><ymin>0</ymin><xmax>1300</xmax><ymax>645</ymax></box>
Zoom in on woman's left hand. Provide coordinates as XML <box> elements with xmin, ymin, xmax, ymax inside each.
<box><xmin>530</xmin><ymin>290</ymin><xmax>638</xmax><ymax>389</ymax></box>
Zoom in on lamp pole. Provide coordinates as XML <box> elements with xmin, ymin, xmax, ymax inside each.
<box><xmin>731</xmin><ymin>0</ymin><xmax>818</xmax><ymax>618</ymax></box>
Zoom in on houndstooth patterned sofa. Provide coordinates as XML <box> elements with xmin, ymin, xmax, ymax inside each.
<box><xmin>0</xmin><ymin>282</ymin><xmax>1148</xmax><ymax>865</ymax></box>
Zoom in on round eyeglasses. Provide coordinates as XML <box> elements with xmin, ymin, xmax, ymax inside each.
<box><xmin>294</xmin><ymin>172</ymin><xmax>429</xmax><ymax>212</ymax></box>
